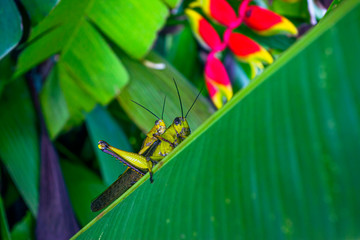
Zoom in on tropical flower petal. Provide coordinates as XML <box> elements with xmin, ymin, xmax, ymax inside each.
<box><xmin>228</xmin><ymin>32</ymin><xmax>273</xmax><ymax>78</ymax></box>
<box><xmin>190</xmin><ymin>0</ymin><xmax>238</xmax><ymax>27</ymax></box>
<box><xmin>243</xmin><ymin>6</ymin><xmax>298</xmax><ymax>36</ymax></box>
<box><xmin>204</xmin><ymin>56</ymin><xmax>233</xmax><ymax>108</ymax></box>
<box><xmin>185</xmin><ymin>8</ymin><xmax>222</xmax><ymax>50</ymax></box>
<box><xmin>228</xmin><ymin>32</ymin><xmax>273</xmax><ymax>64</ymax></box>
<box><xmin>205</xmin><ymin>79</ymin><xmax>223</xmax><ymax>109</ymax></box>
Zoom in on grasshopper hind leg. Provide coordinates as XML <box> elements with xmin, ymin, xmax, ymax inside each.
<box><xmin>149</xmin><ymin>172</ymin><xmax>154</xmax><ymax>183</ymax></box>
<box><xmin>146</xmin><ymin>157</ymin><xmax>159</xmax><ymax>184</ymax></box>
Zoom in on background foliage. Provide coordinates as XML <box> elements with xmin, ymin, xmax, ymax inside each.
<box><xmin>1</xmin><ymin>0</ymin><xmax>359</xmax><ymax>239</ymax></box>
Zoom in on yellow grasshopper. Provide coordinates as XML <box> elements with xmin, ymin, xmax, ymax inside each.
<box><xmin>91</xmin><ymin>99</ymin><xmax>167</xmax><ymax>212</ymax></box>
<box><xmin>91</xmin><ymin>97</ymin><xmax>166</xmax><ymax>212</ymax></box>
<box><xmin>90</xmin><ymin>79</ymin><xmax>201</xmax><ymax>212</ymax></box>
<box><xmin>98</xmin><ymin>79</ymin><xmax>200</xmax><ymax>182</ymax></box>
<box><xmin>98</xmin><ymin>97</ymin><xmax>169</xmax><ymax>181</ymax></box>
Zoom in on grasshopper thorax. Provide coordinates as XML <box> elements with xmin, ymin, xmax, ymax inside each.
<box><xmin>172</xmin><ymin>117</ymin><xmax>191</xmax><ymax>139</ymax></box>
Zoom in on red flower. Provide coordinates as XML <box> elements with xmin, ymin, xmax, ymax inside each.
<box><xmin>204</xmin><ymin>56</ymin><xmax>233</xmax><ymax>108</ymax></box>
<box><xmin>243</xmin><ymin>5</ymin><xmax>298</xmax><ymax>36</ymax></box>
<box><xmin>228</xmin><ymin>32</ymin><xmax>273</xmax><ymax>78</ymax></box>
<box><xmin>190</xmin><ymin>0</ymin><xmax>238</xmax><ymax>27</ymax></box>
<box><xmin>185</xmin><ymin>8</ymin><xmax>222</xmax><ymax>50</ymax></box>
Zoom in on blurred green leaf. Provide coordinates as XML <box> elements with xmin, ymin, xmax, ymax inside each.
<box><xmin>0</xmin><ymin>80</ymin><xmax>39</xmax><ymax>215</ymax></box>
<box><xmin>40</xmin><ymin>65</ymin><xmax>69</xmax><ymax>139</ymax></box>
<box><xmin>118</xmin><ymin>51</ymin><xmax>214</xmax><ymax>134</ymax></box>
<box><xmin>72</xmin><ymin>1</ymin><xmax>360</xmax><ymax>239</ymax></box>
<box><xmin>164</xmin><ymin>25</ymin><xmax>199</xmax><ymax>79</ymax></box>
<box><xmin>162</xmin><ymin>0</ymin><xmax>181</xmax><ymax>8</ymax></box>
<box><xmin>88</xmin><ymin>0</ymin><xmax>168</xmax><ymax>59</ymax></box>
<box><xmin>61</xmin><ymin>160</ymin><xmax>106</xmax><ymax>226</ymax></box>
<box><xmin>57</xmin><ymin>63</ymin><xmax>97</xmax><ymax>130</ymax></box>
<box><xmin>0</xmin><ymin>0</ymin><xmax>22</xmax><ymax>59</ymax></box>
<box><xmin>20</xmin><ymin>0</ymin><xmax>59</xmax><ymax>25</ymax></box>
<box><xmin>2</xmin><ymin>178</ymin><xmax>20</xmax><ymax>209</ymax></box>
<box><xmin>60</xmin><ymin>21</ymin><xmax>128</xmax><ymax>105</ymax></box>
<box><xmin>15</xmin><ymin>0</ymin><xmax>169</xmax><ymax>76</ymax></box>
<box><xmin>271</xmin><ymin>0</ymin><xmax>310</xmax><ymax>20</ymax></box>
<box><xmin>0</xmin><ymin>56</ymin><xmax>15</xmax><ymax>96</ymax></box>
<box><xmin>86</xmin><ymin>106</ymin><xmax>131</xmax><ymax>185</ymax></box>
<box><xmin>10</xmin><ymin>212</ymin><xmax>34</xmax><ymax>240</ymax></box>
<box><xmin>16</xmin><ymin>18</ymin><xmax>129</xmax><ymax>105</ymax></box>
<box><xmin>0</xmin><ymin>197</ymin><xmax>11</xmax><ymax>240</ymax></box>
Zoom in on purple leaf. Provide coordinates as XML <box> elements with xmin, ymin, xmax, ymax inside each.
<box><xmin>36</xmin><ymin>131</ymin><xmax>79</xmax><ymax>240</ymax></box>
<box><xmin>26</xmin><ymin>73</ymin><xmax>79</xmax><ymax>240</ymax></box>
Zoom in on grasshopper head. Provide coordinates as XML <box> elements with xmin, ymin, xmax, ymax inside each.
<box><xmin>98</xmin><ymin>140</ymin><xmax>109</xmax><ymax>150</ymax></box>
<box><xmin>154</xmin><ymin>119</ymin><xmax>166</xmax><ymax>136</ymax></box>
<box><xmin>172</xmin><ymin>117</ymin><xmax>191</xmax><ymax>139</ymax></box>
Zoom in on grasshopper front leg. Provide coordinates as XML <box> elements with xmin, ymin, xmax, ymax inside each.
<box><xmin>153</xmin><ymin>134</ymin><xmax>175</xmax><ymax>148</ymax></box>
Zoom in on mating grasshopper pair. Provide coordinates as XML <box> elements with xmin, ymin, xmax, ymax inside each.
<box><xmin>91</xmin><ymin>79</ymin><xmax>201</xmax><ymax>212</ymax></box>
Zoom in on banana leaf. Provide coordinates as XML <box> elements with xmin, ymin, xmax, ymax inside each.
<box><xmin>71</xmin><ymin>1</ymin><xmax>360</xmax><ymax>238</ymax></box>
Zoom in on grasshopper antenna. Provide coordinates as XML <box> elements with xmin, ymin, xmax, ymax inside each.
<box><xmin>131</xmin><ymin>100</ymin><xmax>160</xmax><ymax>120</ymax></box>
<box><xmin>173</xmin><ymin>78</ymin><xmax>184</xmax><ymax>118</ymax></box>
<box><xmin>161</xmin><ymin>96</ymin><xmax>166</xmax><ymax>120</ymax></box>
<box><xmin>185</xmin><ymin>86</ymin><xmax>203</xmax><ymax>118</ymax></box>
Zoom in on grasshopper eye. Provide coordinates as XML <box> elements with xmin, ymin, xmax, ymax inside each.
<box><xmin>174</xmin><ymin>117</ymin><xmax>181</xmax><ymax>125</ymax></box>
<box><xmin>155</xmin><ymin>120</ymin><xmax>159</xmax><ymax>125</ymax></box>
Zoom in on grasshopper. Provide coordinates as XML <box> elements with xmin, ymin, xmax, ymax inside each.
<box><xmin>98</xmin><ymin>79</ymin><xmax>200</xmax><ymax>181</ymax></box>
<box><xmin>90</xmin><ymin>79</ymin><xmax>201</xmax><ymax>212</ymax></box>
<box><xmin>91</xmin><ymin>99</ymin><xmax>166</xmax><ymax>212</ymax></box>
<box><xmin>97</xmin><ymin>96</ymin><xmax>169</xmax><ymax>182</ymax></box>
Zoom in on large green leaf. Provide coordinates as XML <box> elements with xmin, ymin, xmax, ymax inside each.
<box><xmin>0</xmin><ymin>80</ymin><xmax>39</xmax><ymax>215</ymax></box>
<box><xmin>71</xmin><ymin>1</ymin><xmax>360</xmax><ymax>239</ymax></box>
<box><xmin>15</xmin><ymin>0</ymin><xmax>169</xmax><ymax>76</ymax></box>
<box><xmin>0</xmin><ymin>0</ymin><xmax>22</xmax><ymax>59</ymax></box>
<box><xmin>87</xmin><ymin>0</ymin><xmax>168</xmax><ymax>59</ymax></box>
<box><xmin>16</xmin><ymin>18</ymin><xmax>128</xmax><ymax>102</ymax></box>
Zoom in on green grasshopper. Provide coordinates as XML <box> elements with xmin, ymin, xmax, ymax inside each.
<box><xmin>90</xmin><ymin>79</ymin><xmax>201</xmax><ymax>212</ymax></box>
<box><xmin>98</xmin><ymin>79</ymin><xmax>200</xmax><ymax>181</ymax></box>
<box><xmin>91</xmin><ymin>99</ymin><xmax>167</xmax><ymax>212</ymax></box>
<box><xmin>97</xmin><ymin>96</ymin><xmax>169</xmax><ymax>182</ymax></box>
